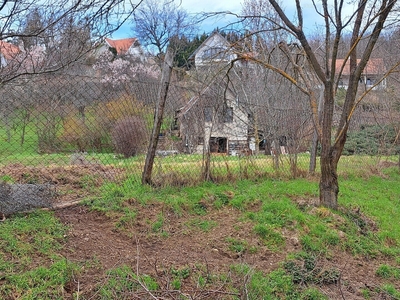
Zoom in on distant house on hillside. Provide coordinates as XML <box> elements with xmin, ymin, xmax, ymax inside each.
<box><xmin>94</xmin><ymin>37</ymin><xmax>144</xmax><ymax>59</ymax></box>
<box><xmin>336</xmin><ymin>58</ymin><xmax>386</xmax><ymax>90</ymax></box>
<box><xmin>105</xmin><ymin>38</ymin><xmax>143</xmax><ymax>56</ymax></box>
<box><xmin>188</xmin><ymin>31</ymin><xmax>237</xmax><ymax>68</ymax></box>
<box><xmin>0</xmin><ymin>40</ymin><xmax>20</xmax><ymax>67</ymax></box>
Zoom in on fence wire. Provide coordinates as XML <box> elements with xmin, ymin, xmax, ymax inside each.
<box><xmin>0</xmin><ymin>73</ymin><xmax>398</xmax><ymax>215</ymax></box>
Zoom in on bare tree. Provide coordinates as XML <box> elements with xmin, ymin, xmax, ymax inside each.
<box><xmin>0</xmin><ymin>0</ymin><xmax>144</xmax><ymax>84</ymax></box>
<box><xmin>132</xmin><ymin>0</ymin><xmax>197</xmax><ymax>55</ymax></box>
<box><xmin>236</xmin><ymin>0</ymin><xmax>399</xmax><ymax>208</ymax></box>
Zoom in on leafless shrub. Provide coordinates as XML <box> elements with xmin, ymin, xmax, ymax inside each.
<box><xmin>111</xmin><ymin>116</ymin><xmax>148</xmax><ymax>158</ymax></box>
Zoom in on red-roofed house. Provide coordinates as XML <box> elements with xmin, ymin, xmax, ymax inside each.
<box><xmin>105</xmin><ymin>38</ymin><xmax>142</xmax><ymax>56</ymax></box>
<box><xmin>0</xmin><ymin>40</ymin><xmax>21</xmax><ymax>67</ymax></box>
<box><xmin>94</xmin><ymin>37</ymin><xmax>144</xmax><ymax>59</ymax></box>
<box><xmin>336</xmin><ymin>58</ymin><xmax>386</xmax><ymax>90</ymax></box>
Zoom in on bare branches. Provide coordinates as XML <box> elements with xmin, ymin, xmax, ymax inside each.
<box><xmin>0</xmin><ymin>0</ymin><xmax>144</xmax><ymax>84</ymax></box>
<box><xmin>132</xmin><ymin>0</ymin><xmax>197</xmax><ymax>55</ymax></box>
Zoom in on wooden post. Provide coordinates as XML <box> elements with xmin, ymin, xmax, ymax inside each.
<box><xmin>142</xmin><ymin>48</ymin><xmax>174</xmax><ymax>185</ymax></box>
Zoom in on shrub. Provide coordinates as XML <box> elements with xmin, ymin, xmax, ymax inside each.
<box><xmin>61</xmin><ymin>112</ymin><xmax>111</xmax><ymax>152</ymax></box>
<box><xmin>103</xmin><ymin>96</ymin><xmax>152</xmax><ymax>125</ymax></box>
<box><xmin>111</xmin><ymin>116</ymin><xmax>148</xmax><ymax>158</ymax></box>
<box><xmin>343</xmin><ymin>124</ymin><xmax>399</xmax><ymax>155</ymax></box>
<box><xmin>61</xmin><ymin>114</ymin><xmax>91</xmax><ymax>151</ymax></box>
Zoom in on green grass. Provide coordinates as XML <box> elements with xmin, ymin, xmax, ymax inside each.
<box><xmin>85</xmin><ymin>169</ymin><xmax>400</xmax><ymax>296</ymax></box>
<box><xmin>1</xmin><ymin>150</ymin><xmax>400</xmax><ymax>298</ymax></box>
<box><xmin>376</xmin><ymin>264</ymin><xmax>400</xmax><ymax>279</ymax></box>
<box><xmin>87</xmin><ymin>170</ymin><xmax>400</xmax><ymax>257</ymax></box>
<box><xmin>96</xmin><ymin>265</ymin><xmax>159</xmax><ymax>299</ymax></box>
<box><xmin>230</xmin><ymin>264</ymin><xmax>308</xmax><ymax>299</ymax></box>
<box><xmin>339</xmin><ymin>170</ymin><xmax>400</xmax><ymax>256</ymax></box>
<box><xmin>0</xmin><ymin>211</ymin><xmax>79</xmax><ymax>299</ymax></box>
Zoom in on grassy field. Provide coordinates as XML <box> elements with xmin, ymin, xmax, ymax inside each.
<box><xmin>1</xmin><ymin>121</ymin><xmax>400</xmax><ymax>298</ymax></box>
<box><xmin>0</xmin><ymin>162</ymin><xmax>399</xmax><ymax>299</ymax></box>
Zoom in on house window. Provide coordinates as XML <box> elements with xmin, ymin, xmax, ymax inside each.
<box><xmin>223</xmin><ymin>106</ymin><xmax>233</xmax><ymax>123</ymax></box>
<box><xmin>204</xmin><ymin>107</ymin><xmax>213</xmax><ymax>122</ymax></box>
<box><xmin>202</xmin><ymin>47</ymin><xmax>226</xmax><ymax>60</ymax></box>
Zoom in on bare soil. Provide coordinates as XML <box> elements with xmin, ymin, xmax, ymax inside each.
<box><xmin>52</xmin><ymin>202</ymin><xmax>399</xmax><ymax>299</ymax></box>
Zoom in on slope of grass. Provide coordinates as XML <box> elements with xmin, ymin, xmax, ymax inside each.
<box><xmin>1</xmin><ymin>166</ymin><xmax>400</xmax><ymax>298</ymax></box>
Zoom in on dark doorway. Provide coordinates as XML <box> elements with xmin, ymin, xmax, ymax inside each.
<box><xmin>210</xmin><ymin>137</ymin><xmax>227</xmax><ymax>153</ymax></box>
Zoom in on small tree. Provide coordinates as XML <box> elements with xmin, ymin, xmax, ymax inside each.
<box><xmin>236</xmin><ymin>0</ymin><xmax>399</xmax><ymax>208</ymax></box>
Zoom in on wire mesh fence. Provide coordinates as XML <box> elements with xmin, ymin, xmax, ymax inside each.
<box><xmin>0</xmin><ymin>73</ymin><xmax>399</xmax><ymax>216</ymax></box>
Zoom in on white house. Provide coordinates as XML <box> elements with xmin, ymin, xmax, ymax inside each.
<box><xmin>188</xmin><ymin>31</ymin><xmax>237</xmax><ymax>68</ymax></box>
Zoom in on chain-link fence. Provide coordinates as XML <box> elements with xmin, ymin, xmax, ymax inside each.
<box><xmin>0</xmin><ymin>73</ymin><xmax>399</xmax><ymax>216</ymax></box>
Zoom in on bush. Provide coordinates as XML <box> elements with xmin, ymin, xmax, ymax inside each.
<box><xmin>343</xmin><ymin>124</ymin><xmax>399</xmax><ymax>155</ymax></box>
<box><xmin>111</xmin><ymin>116</ymin><xmax>148</xmax><ymax>158</ymax></box>
<box><xmin>61</xmin><ymin>112</ymin><xmax>112</xmax><ymax>152</ymax></box>
<box><xmin>61</xmin><ymin>114</ymin><xmax>91</xmax><ymax>151</ymax></box>
<box><xmin>103</xmin><ymin>96</ymin><xmax>152</xmax><ymax>125</ymax></box>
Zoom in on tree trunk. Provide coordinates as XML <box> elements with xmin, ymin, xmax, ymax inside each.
<box><xmin>203</xmin><ymin>149</ymin><xmax>211</xmax><ymax>181</ymax></box>
<box><xmin>319</xmin><ymin>82</ymin><xmax>339</xmax><ymax>209</ymax></box>
<box><xmin>309</xmin><ymin>131</ymin><xmax>318</xmax><ymax>173</ymax></box>
<box><xmin>20</xmin><ymin>110</ymin><xmax>30</xmax><ymax>146</ymax></box>
<box><xmin>319</xmin><ymin>150</ymin><xmax>339</xmax><ymax>209</ymax></box>
<box><xmin>142</xmin><ymin>48</ymin><xmax>174</xmax><ymax>185</ymax></box>
<box><xmin>4</xmin><ymin>113</ymin><xmax>11</xmax><ymax>143</ymax></box>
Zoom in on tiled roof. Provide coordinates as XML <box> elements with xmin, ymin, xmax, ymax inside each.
<box><xmin>335</xmin><ymin>58</ymin><xmax>385</xmax><ymax>75</ymax></box>
<box><xmin>0</xmin><ymin>40</ymin><xmax>20</xmax><ymax>60</ymax></box>
<box><xmin>105</xmin><ymin>38</ymin><xmax>138</xmax><ymax>55</ymax></box>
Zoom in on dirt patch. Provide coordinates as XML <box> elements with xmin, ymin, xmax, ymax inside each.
<box><xmin>56</xmin><ymin>204</ymin><xmax>288</xmax><ymax>298</ymax></box>
<box><xmin>54</xmin><ymin>202</ymin><xmax>398</xmax><ymax>299</ymax></box>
